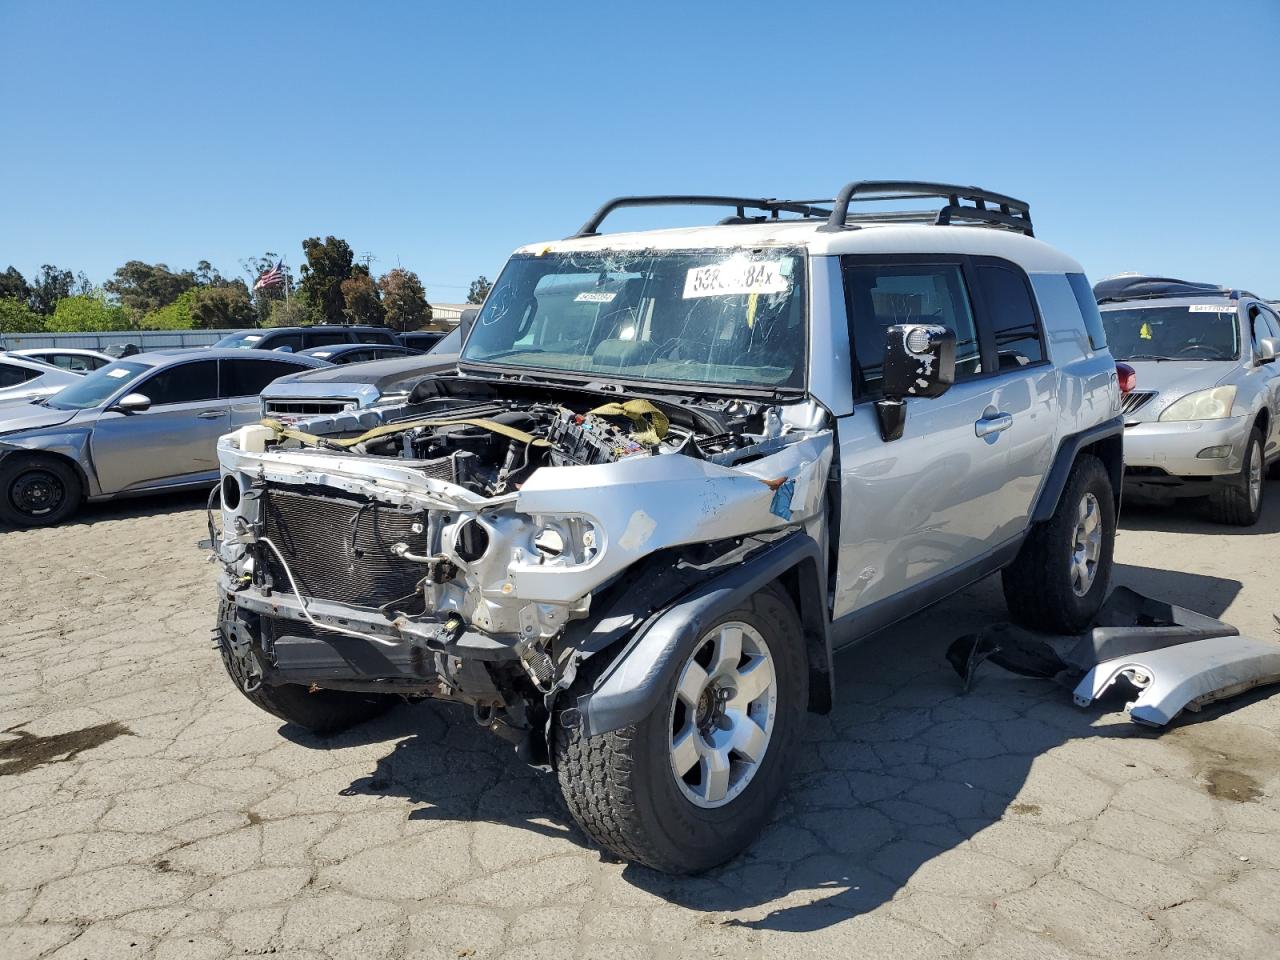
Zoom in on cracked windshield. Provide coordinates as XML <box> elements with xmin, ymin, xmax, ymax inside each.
<box><xmin>462</xmin><ymin>248</ymin><xmax>807</xmax><ymax>389</ymax></box>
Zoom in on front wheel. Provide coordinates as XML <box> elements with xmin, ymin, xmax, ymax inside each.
<box><xmin>1208</xmin><ymin>429</ymin><xmax>1265</xmax><ymax>526</ymax></box>
<box><xmin>216</xmin><ymin>620</ymin><xmax>397</xmax><ymax>735</ymax></box>
<box><xmin>0</xmin><ymin>454</ymin><xmax>83</xmax><ymax>528</ymax></box>
<box><xmin>555</xmin><ymin>586</ymin><xmax>807</xmax><ymax>874</ymax></box>
<box><xmin>1002</xmin><ymin>454</ymin><xmax>1116</xmax><ymax>634</ymax></box>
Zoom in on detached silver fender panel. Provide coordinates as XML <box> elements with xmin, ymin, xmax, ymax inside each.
<box><xmin>1073</xmin><ymin>633</ymin><xmax>1280</xmax><ymax>726</ymax></box>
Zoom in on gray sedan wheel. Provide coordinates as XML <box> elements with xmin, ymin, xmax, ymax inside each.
<box><xmin>0</xmin><ymin>455</ymin><xmax>83</xmax><ymax>528</ymax></box>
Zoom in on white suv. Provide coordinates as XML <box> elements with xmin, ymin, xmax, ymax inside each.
<box><xmin>212</xmin><ymin>182</ymin><xmax>1124</xmax><ymax>872</ymax></box>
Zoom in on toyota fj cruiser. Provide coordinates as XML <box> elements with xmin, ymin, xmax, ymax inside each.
<box><xmin>212</xmin><ymin>182</ymin><xmax>1124</xmax><ymax>873</ymax></box>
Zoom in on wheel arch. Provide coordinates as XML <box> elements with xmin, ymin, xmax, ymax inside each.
<box><xmin>1030</xmin><ymin>416</ymin><xmax>1124</xmax><ymax>524</ymax></box>
<box><xmin>570</xmin><ymin>533</ymin><xmax>832</xmax><ymax>740</ymax></box>
<box><xmin>0</xmin><ymin>447</ymin><xmax>91</xmax><ymax>502</ymax></box>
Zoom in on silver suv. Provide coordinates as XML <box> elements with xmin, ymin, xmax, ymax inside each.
<box><xmin>1097</xmin><ymin>275</ymin><xmax>1280</xmax><ymax>525</ymax></box>
<box><xmin>212</xmin><ymin>182</ymin><xmax>1123</xmax><ymax>873</ymax></box>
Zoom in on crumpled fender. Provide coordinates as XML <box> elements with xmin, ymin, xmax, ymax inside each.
<box><xmin>572</xmin><ymin>532</ymin><xmax>829</xmax><ymax>738</ymax></box>
<box><xmin>0</xmin><ymin>427</ymin><xmax>99</xmax><ymax>496</ymax></box>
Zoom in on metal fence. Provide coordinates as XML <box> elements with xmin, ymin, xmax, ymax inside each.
<box><xmin>1</xmin><ymin>329</ymin><xmax>234</xmax><ymax>352</ymax></box>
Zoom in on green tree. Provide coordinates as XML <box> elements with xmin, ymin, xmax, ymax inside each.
<box><xmin>0</xmin><ymin>297</ymin><xmax>44</xmax><ymax>333</ymax></box>
<box><xmin>47</xmin><ymin>293</ymin><xmax>131</xmax><ymax>332</ymax></box>
<box><xmin>378</xmin><ymin>268</ymin><xmax>432</xmax><ymax>332</ymax></box>
<box><xmin>190</xmin><ymin>283</ymin><xmax>256</xmax><ymax>329</ymax></box>
<box><xmin>143</xmin><ymin>289</ymin><xmax>197</xmax><ymax>330</ymax></box>
<box><xmin>266</xmin><ymin>299</ymin><xmax>308</xmax><ymax>327</ymax></box>
<box><xmin>341</xmin><ymin>272</ymin><xmax>385</xmax><ymax>326</ymax></box>
<box><xmin>467</xmin><ymin>275</ymin><xmax>491</xmax><ymax>304</ymax></box>
<box><xmin>28</xmin><ymin>265</ymin><xmax>77</xmax><ymax>315</ymax></box>
<box><xmin>0</xmin><ymin>267</ymin><xmax>30</xmax><ymax>304</ymax></box>
<box><xmin>298</xmin><ymin>236</ymin><xmax>356</xmax><ymax>324</ymax></box>
<box><xmin>105</xmin><ymin>260</ymin><xmax>197</xmax><ymax>316</ymax></box>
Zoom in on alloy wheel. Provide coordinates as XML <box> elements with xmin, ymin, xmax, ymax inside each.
<box><xmin>668</xmin><ymin>621</ymin><xmax>778</xmax><ymax>808</ymax></box>
<box><xmin>1070</xmin><ymin>492</ymin><xmax>1102</xmax><ymax>598</ymax></box>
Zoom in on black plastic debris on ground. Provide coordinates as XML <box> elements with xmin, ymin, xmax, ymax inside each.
<box><xmin>946</xmin><ymin>587</ymin><xmax>1239</xmax><ymax>692</ymax></box>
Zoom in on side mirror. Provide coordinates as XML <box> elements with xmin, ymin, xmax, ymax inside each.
<box><xmin>875</xmin><ymin>324</ymin><xmax>957</xmax><ymax>442</ymax></box>
<box><xmin>274</xmin><ymin>345</ymin><xmax>295</xmax><ymax>353</ymax></box>
<box><xmin>1257</xmin><ymin>337</ymin><xmax>1278</xmax><ymax>364</ymax></box>
<box><xmin>112</xmin><ymin>392</ymin><xmax>151</xmax><ymax>414</ymax></box>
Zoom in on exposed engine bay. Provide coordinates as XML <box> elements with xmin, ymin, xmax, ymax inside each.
<box><xmin>271</xmin><ymin>391</ymin><xmax>800</xmax><ymax>499</ymax></box>
<box><xmin>214</xmin><ymin>376</ymin><xmax>834</xmax><ymax>751</ymax></box>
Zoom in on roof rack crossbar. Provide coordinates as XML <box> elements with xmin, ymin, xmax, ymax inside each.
<box><xmin>571</xmin><ymin>195</ymin><xmax>832</xmax><ymax>238</ymax></box>
<box><xmin>818</xmin><ymin>180</ymin><xmax>1033</xmax><ymax>236</ymax></box>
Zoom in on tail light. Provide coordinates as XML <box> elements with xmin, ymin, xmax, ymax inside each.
<box><xmin>1116</xmin><ymin>362</ymin><xmax>1137</xmax><ymax>395</ymax></box>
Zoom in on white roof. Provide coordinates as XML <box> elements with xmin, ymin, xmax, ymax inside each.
<box><xmin>516</xmin><ymin>220</ymin><xmax>1083</xmax><ymax>275</ymax></box>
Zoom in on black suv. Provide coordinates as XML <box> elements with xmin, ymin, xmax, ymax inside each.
<box><xmin>214</xmin><ymin>325</ymin><xmax>402</xmax><ymax>352</ymax></box>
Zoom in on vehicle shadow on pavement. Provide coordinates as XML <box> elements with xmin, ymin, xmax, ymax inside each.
<box><xmin>1119</xmin><ymin>478</ymin><xmax>1280</xmax><ymax>536</ymax></box>
<box><xmin>321</xmin><ymin>564</ymin><xmax>1248</xmax><ymax>935</ymax></box>
<box><xmin>0</xmin><ymin>487</ymin><xmax>214</xmax><ymax>533</ymax></box>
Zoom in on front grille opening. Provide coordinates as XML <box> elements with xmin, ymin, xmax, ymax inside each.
<box><xmin>1121</xmin><ymin>391</ymin><xmax>1157</xmax><ymax>417</ymax></box>
<box><xmin>261</xmin><ymin>488</ymin><xmax>430</xmax><ymax>608</ymax></box>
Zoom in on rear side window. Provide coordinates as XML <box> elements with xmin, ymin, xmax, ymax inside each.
<box><xmin>1067</xmin><ymin>273</ymin><xmax>1108</xmax><ymax>351</ymax></box>
<box><xmin>975</xmin><ymin>263</ymin><xmax>1044</xmax><ymax>369</ymax></box>
<box><xmin>360</xmin><ymin>330</ymin><xmax>397</xmax><ymax>345</ymax></box>
<box><xmin>0</xmin><ymin>363</ymin><xmax>41</xmax><ymax>388</ymax></box>
<box><xmin>842</xmin><ymin>261</ymin><xmax>982</xmax><ymax>399</ymax></box>
<box><xmin>221</xmin><ymin>359</ymin><xmax>311</xmax><ymax>397</ymax></box>
<box><xmin>139</xmin><ymin>360</ymin><xmax>219</xmax><ymax>405</ymax></box>
<box><xmin>265</xmin><ymin>332</ymin><xmax>304</xmax><ymax>352</ymax></box>
<box><xmin>307</xmin><ymin>331</ymin><xmax>349</xmax><ymax>347</ymax></box>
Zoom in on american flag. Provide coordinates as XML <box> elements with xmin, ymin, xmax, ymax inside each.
<box><xmin>253</xmin><ymin>261</ymin><xmax>285</xmax><ymax>291</ymax></box>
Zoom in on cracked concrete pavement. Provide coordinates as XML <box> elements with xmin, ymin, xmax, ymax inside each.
<box><xmin>2</xmin><ymin>485</ymin><xmax>1279</xmax><ymax>960</ymax></box>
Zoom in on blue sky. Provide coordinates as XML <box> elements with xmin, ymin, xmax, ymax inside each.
<box><xmin>1</xmin><ymin>0</ymin><xmax>1277</xmax><ymax>302</ymax></box>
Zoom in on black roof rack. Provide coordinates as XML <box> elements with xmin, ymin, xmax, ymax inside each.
<box><xmin>1092</xmin><ymin>275</ymin><xmax>1259</xmax><ymax>304</ymax></box>
<box><xmin>818</xmin><ymin>181</ymin><xmax>1033</xmax><ymax>235</ymax></box>
<box><xmin>571</xmin><ymin>196</ymin><xmax>833</xmax><ymax>239</ymax></box>
<box><xmin>570</xmin><ymin>181</ymin><xmax>1033</xmax><ymax>239</ymax></box>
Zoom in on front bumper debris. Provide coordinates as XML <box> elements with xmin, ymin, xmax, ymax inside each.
<box><xmin>947</xmin><ymin>587</ymin><xmax>1280</xmax><ymax>726</ymax></box>
<box><xmin>1072</xmin><ymin>634</ymin><xmax>1280</xmax><ymax>726</ymax></box>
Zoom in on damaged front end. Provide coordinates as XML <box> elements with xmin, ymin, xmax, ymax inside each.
<box><xmin>213</xmin><ymin>379</ymin><xmax>832</xmax><ymax>757</ymax></box>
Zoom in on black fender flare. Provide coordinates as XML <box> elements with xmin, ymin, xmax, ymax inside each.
<box><xmin>570</xmin><ymin>532</ymin><xmax>831</xmax><ymax>739</ymax></box>
<box><xmin>1030</xmin><ymin>416</ymin><xmax>1124</xmax><ymax>523</ymax></box>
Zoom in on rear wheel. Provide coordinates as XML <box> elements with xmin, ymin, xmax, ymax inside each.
<box><xmin>0</xmin><ymin>455</ymin><xmax>82</xmax><ymax>527</ymax></box>
<box><xmin>555</xmin><ymin>586</ymin><xmax>806</xmax><ymax>874</ymax></box>
<box><xmin>1003</xmin><ymin>454</ymin><xmax>1115</xmax><ymax>634</ymax></box>
<box><xmin>1208</xmin><ymin>429</ymin><xmax>1265</xmax><ymax>526</ymax></box>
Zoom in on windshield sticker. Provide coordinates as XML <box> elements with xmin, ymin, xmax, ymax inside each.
<box><xmin>683</xmin><ymin>259</ymin><xmax>790</xmax><ymax>299</ymax></box>
<box><xmin>574</xmin><ymin>291</ymin><xmax>617</xmax><ymax>303</ymax></box>
<box><xmin>1189</xmin><ymin>304</ymin><xmax>1234</xmax><ymax>313</ymax></box>
<box><xmin>107</xmin><ymin>368</ymin><xmax>131</xmax><ymax>378</ymax></box>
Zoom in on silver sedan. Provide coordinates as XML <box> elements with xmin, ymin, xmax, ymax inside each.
<box><xmin>0</xmin><ymin>348</ymin><xmax>329</xmax><ymax>526</ymax></box>
<box><xmin>0</xmin><ymin>354</ymin><xmax>85</xmax><ymax>409</ymax></box>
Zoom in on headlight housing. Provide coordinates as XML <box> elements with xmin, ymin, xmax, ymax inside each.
<box><xmin>1159</xmin><ymin>385</ymin><xmax>1237</xmax><ymax>422</ymax></box>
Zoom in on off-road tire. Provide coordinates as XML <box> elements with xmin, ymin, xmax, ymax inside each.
<box><xmin>1208</xmin><ymin>429</ymin><xmax>1265</xmax><ymax>526</ymax></box>
<box><xmin>0</xmin><ymin>454</ymin><xmax>83</xmax><ymax>528</ymax></box>
<box><xmin>1002</xmin><ymin>454</ymin><xmax>1115</xmax><ymax>634</ymax></box>
<box><xmin>216</xmin><ymin>633</ymin><xmax>396</xmax><ymax>735</ymax></box>
<box><xmin>554</xmin><ymin>585</ymin><xmax>807</xmax><ymax>874</ymax></box>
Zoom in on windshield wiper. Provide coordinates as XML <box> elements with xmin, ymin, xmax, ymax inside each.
<box><xmin>476</xmin><ymin>348</ymin><xmax>547</xmax><ymax>361</ymax></box>
<box><xmin>1123</xmin><ymin>353</ymin><xmax>1176</xmax><ymax>361</ymax></box>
